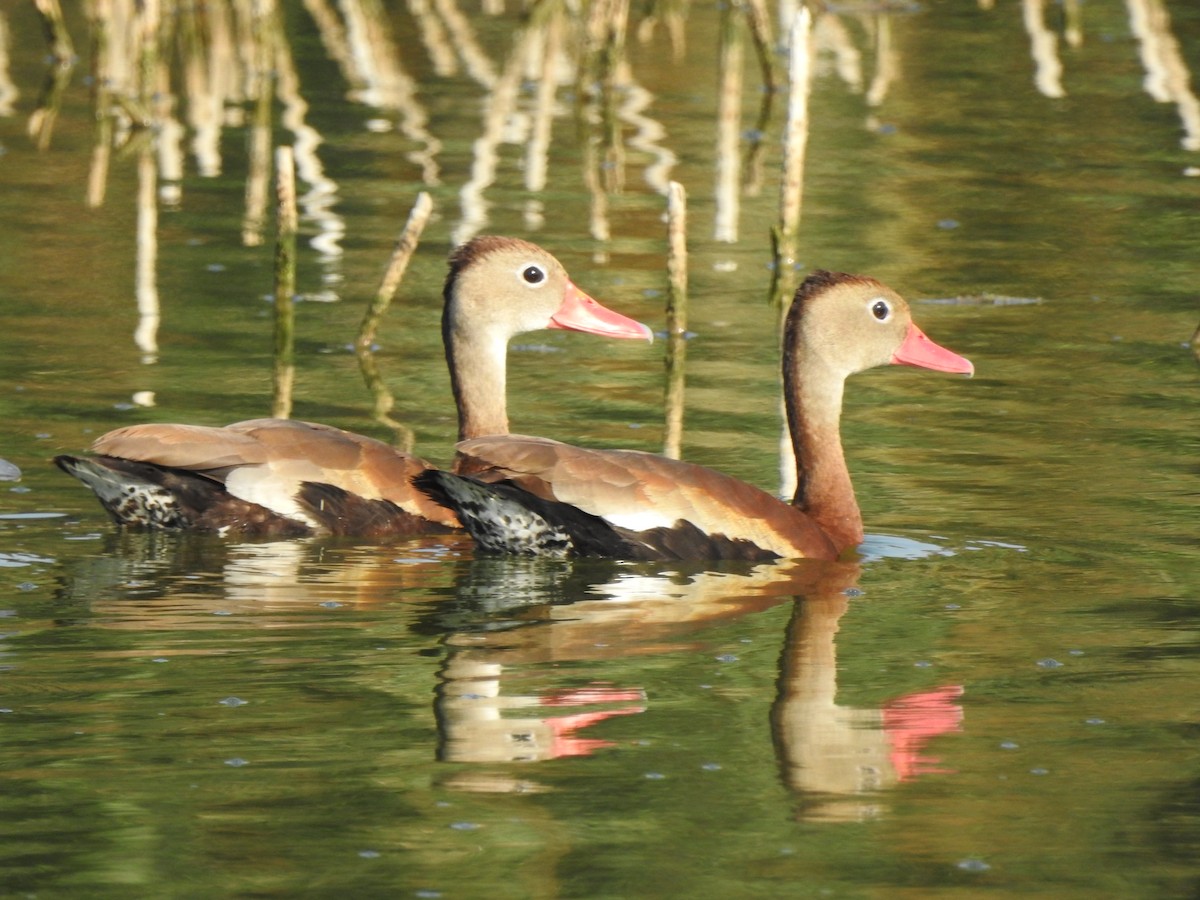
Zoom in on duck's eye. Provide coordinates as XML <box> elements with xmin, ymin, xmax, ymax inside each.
<box><xmin>870</xmin><ymin>299</ymin><xmax>891</xmax><ymax>321</ymax></box>
<box><xmin>521</xmin><ymin>264</ymin><xmax>546</xmax><ymax>285</ymax></box>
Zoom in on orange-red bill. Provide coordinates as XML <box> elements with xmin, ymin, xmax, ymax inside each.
<box><xmin>891</xmin><ymin>324</ymin><xmax>974</xmax><ymax>375</ymax></box>
<box><xmin>549</xmin><ymin>281</ymin><xmax>654</xmax><ymax>342</ymax></box>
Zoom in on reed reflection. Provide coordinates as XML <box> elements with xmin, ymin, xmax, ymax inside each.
<box><xmin>1022</xmin><ymin>0</ymin><xmax>1066</xmax><ymax>99</ymax></box>
<box><xmin>1126</xmin><ymin>0</ymin><xmax>1200</xmax><ymax>150</ymax></box>
<box><xmin>0</xmin><ymin>14</ymin><xmax>17</xmax><ymax>116</ymax></box>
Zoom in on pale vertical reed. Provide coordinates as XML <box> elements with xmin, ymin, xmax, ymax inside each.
<box><xmin>663</xmin><ymin>182</ymin><xmax>688</xmax><ymax>460</ymax></box>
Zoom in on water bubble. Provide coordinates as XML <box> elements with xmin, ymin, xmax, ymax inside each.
<box><xmin>957</xmin><ymin>858</ymin><xmax>991</xmax><ymax>872</ymax></box>
<box><xmin>151</xmin><ymin>657</ymin><xmax>169</xmax><ymax>664</ymax></box>
<box><xmin>219</xmin><ymin>697</ymin><xmax>247</xmax><ymax>707</ymax></box>
<box><xmin>450</xmin><ymin>822</ymin><xmax>481</xmax><ymax>831</ymax></box>
<box><xmin>715</xmin><ymin>654</ymin><xmax>739</xmax><ymax>663</ymax></box>
<box><xmin>701</xmin><ymin>762</ymin><xmax>722</xmax><ymax>772</ymax></box>
<box><xmin>1085</xmin><ymin>717</ymin><xmax>1106</xmax><ymax>726</ymax></box>
<box><xmin>319</xmin><ymin>601</ymin><xmax>343</xmax><ymax>609</ymax></box>
<box><xmin>358</xmin><ymin>849</ymin><xmax>381</xmax><ymax>859</ymax></box>
<box><xmin>1037</xmin><ymin>658</ymin><xmax>1062</xmax><ymax>669</ymax></box>
<box><xmin>999</xmin><ymin>741</ymin><xmax>1019</xmax><ymax>750</ymax></box>
<box><xmin>644</xmin><ymin>772</ymin><xmax>666</xmax><ymax>780</ymax></box>
<box><xmin>1030</xmin><ymin>767</ymin><xmax>1049</xmax><ymax>776</ymax></box>
<box><xmin>224</xmin><ymin>757</ymin><xmax>249</xmax><ymax>767</ymax></box>
<box><xmin>914</xmin><ymin>660</ymin><xmax>933</xmax><ymax>668</ymax></box>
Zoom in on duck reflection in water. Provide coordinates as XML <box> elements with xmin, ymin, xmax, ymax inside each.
<box><xmin>429</xmin><ymin>556</ymin><xmax>963</xmax><ymax>817</ymax></box>
<box><xmin>772</xmin><ymin>586</ymin><xmax>964</xmax><ymax>822</ymax></box>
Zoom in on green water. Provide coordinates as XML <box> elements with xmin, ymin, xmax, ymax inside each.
<box><xmin>1</xmin><ymin>0</ymin><xmax>1198</xmax><ymax>897</ymax></box>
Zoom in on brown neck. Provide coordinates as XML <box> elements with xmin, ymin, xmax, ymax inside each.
<box><xmin>444</xmin><ymin>308</ymin><xmax>510</xmax><ymax>441</ymax></box>
<box><xmin>784</xmin><ymin>332</ymin><xmax>863</xmax><ymax>554</ymax></box>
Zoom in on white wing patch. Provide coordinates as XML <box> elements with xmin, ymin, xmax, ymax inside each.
<box><xmin>225</xmin><ymin>465</ymin><xmax>320</xmax><ymax>528</ymax></box>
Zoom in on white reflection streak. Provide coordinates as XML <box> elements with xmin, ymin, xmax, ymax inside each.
<box><xmin>306</xmin><ymin>1</ymin><xmax>442</xmax><ymax>186</ymax></box>
<box><xmin>221</xmin><ymin>541</ymin><xmax>309</xmax><ymax>604</ymax></box>
<box><xmin>1022</xmin><ymin>0</ymin><xmax>1065</xmax><ymax>99</ymax></box>
<box><xmin>277</xmin><ymin>42</ymin><xmax>344</xmax><ymax>264</ymax></box>
<box><xmin>864</xmin><ymin>15</ymin><xmax>896</xmax><ymax>108</ymax></box>
<box><xmin>157</xmin><ymin>113</ymin><xmax>184</xmax><ymax>206</ymax></box>
<box><xmin>523</xmin><ymin>12</ymin><xmax>564</xmax><ymax>194</ymax></box>
<box><xmin>1125</xmin><ymin>0</ymin><xmax>1200</xmax><ymax>151</ymax></box>
<box><xmin>407</xmin><ymin>0</ymin><xmax>458</xmax><ymax>77</ymax></box>
<box><xmin>714</xmin><ymin>14</ymin><xmax>742</xmax><ymax>243</ymax></box>
<box><xmin>339</xmin><ymin>0</ymin><xmax>398</xmax><ymax>107</ymax></box>
<box><xmin>433</xmin><ymin>0</ymin><xmax>498</xmax><ymax>89</ymax></box>
<box><xmin>342</xmin><ymin>0</ymin><xmax>442</xmax><ymax>185</ymax></box>
<box><xmin>135</xmin><ymin>146</ymin><xmax>160</xmax><ymax>363</ymax></box>
<box><xmin>0</xmin><ymin>12</ymin><xmax>17</xmax><ymax>116</ymax></box>
<box><xmin>185</xmin><ymin>1</ymin><xmax>238</xmax><ymax>178</ymax></box>
<box><xmin>304</xmin><ymin>0</ymin><xmax>351</xmax><ymax>64</ymax></box>
<box><xmin>778</xmin><ymin>0</ymin><xmax>800</xmax><ymax>36</ymax></box>
<box><xmin>454</xmin><ymin>28</ymin><xmax>532</xmax><ymax>244</ymax></box>
<box><xmin>622</xmin><ymin>82</ymin><xmax>675</xmax><ymax>195</ymax></box>
<box><xmin>811</xmin><ymin>14</ymin><xmax>862</xmax><ymax>94</ymax></box>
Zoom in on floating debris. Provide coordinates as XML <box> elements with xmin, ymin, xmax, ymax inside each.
<box><xmin>956</xmin><ymin>858</ymin><xmax>991</xmax><ymax>873</ymax></box>
<box><xmin>919</xmin><ymin>294</ymin><xmax>1043</xmax><ymax>307</ymax></box>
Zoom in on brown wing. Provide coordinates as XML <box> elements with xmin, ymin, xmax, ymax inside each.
<box><xmin>93</xmin><ymin>419</ymin><xmax>459</xmax><ymax>529</ymax></box>
<box><xmin>92</xmin><ymin>422</ymin><xmax>270</xmax><ymax>471</ymax></box>
<box><xmin>453</xmin><ymin>435</ymin><xmax>837</xmax><ymax>560</ymax></box>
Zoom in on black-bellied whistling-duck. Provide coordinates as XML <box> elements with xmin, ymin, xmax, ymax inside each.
<box><xmin>55</xmin><ymin>236</ymin><xmax>652</xmax><ymax>537</ymax></box>
<box><xmin>414</xmin><ymin>270</ymin><xmax>973</xmax><ymax>561</ymax></box>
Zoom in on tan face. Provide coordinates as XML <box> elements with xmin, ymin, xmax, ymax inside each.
<box><xmin>448</xmin><ymin>238</ymin><xmax>577</xmax><ymax>339</ymax></box>
<box><xmin>796</xmin><ymin>276</ymin><xmax>915</xmax><ymax>378</ymax></box>
<box><xmin>790</xmin><ymin>272</ymin><xmax>973</xmax><ymax>378</ymax></box>
<box><xmin>446</xmin><ymin>236</ymin><xmax>651</xmax><ymax>343</ymax></box>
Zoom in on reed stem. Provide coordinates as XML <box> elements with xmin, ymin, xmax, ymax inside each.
<box><xmin>272</xmin><ymin>146</ymin><xmax>297</xmax><ymax>419</ymax></box>
<box><xmin>663</xmin><ymin>181</ymin><xmax>688</xmax><ymax>460</ymax></box>
<box><xmin>34</xmin><ymin>0</ymin><xmax>74</xmax><ymax>64</ymax></box>
<box><xmin>355</xmin><ymin>192</ymin><xmax>434</xmax><ymax>450</ymax></box>
<box><xmin>769</xmin><ymin>7</ymin><xmax>812</xmax><ymax>315</ymax></box>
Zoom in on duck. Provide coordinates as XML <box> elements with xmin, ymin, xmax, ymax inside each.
<box><xmin>414</xmin><ymin>269</ymin><xmax>973</xmax><ymax>561</ymax></box>
<box><xmin>55</xmin><ymin>236</ymin><xmax>652</xmax><ymax>537</ymax></box>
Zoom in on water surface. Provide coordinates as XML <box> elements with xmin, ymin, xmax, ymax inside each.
<box><xmin>0</xmin><ymin>1</ymin><xmax>1198</xmax><ymax>896</ymax></box>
